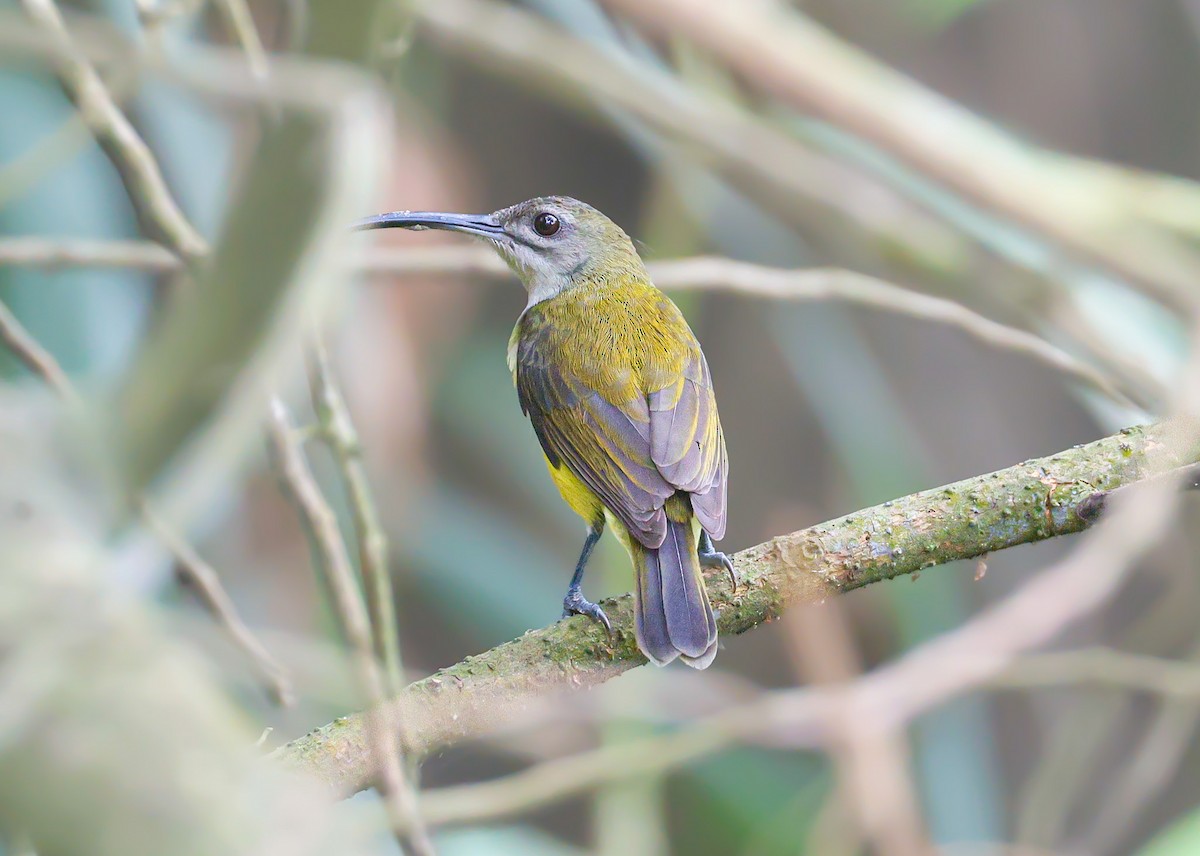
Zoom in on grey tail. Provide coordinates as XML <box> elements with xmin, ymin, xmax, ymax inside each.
<box><xmin>633</xmin><ymin>516</ymin><xmax>718</xmax><ymax>669</ymax></box>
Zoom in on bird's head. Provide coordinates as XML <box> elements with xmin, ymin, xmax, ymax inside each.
<box><xmin>355</xmin><ymin>196</ymin><xmax>646</xmax><ymax>306</ymax></box>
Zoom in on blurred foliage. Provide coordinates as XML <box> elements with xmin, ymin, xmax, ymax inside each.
<box><xmin>903</xmin><ymin>0</ymin><xmax>992</xmax><ymax>30</ymax></box>
<box><xmin>1140</xmin><ymin>807</ymin><xmax>1200</xmax><ymax>856</ymax></box>
<box><xmin>670</xmin><ymin>749</ymin><xmax>831</xmax><ymax>855</ymax></box>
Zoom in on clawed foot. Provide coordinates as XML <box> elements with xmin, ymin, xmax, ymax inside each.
<box><xmin>562</xmin><ymin>585</ymin><xmax>613</xmax><ymax>635</ymax></box>
<box><xmin>699</xmin><ymin>545</ymin><xmax>739</xmax><ymax>592</ymax></box>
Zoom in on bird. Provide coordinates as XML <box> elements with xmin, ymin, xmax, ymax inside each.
<box><xmin>355</xmin><ymin>196</ymin><xmax>734</xmax><ymax>668</ymax></box>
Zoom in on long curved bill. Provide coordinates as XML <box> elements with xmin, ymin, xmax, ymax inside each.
<box><xmin>352</xmin><ymin>210</ymin><xmax>504</xmax><ymax>238</ymax></box>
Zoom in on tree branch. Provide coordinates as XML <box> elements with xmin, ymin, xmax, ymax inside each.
<box><xmin>307</xmin><ymin>333</ymin><xmax>405</xmax><ymax>697</ymax></box>
<box><xmin>212</xmin><ymin>0</ymin><xmax>270</xmax><ymax>83</ymax></box>
<box><xmin>646</xmin><ymin>259</ymin><xmax>1139</xmax><ymax>408</ymax></box>
<box><xmin>274</xmin><ymin>419</ymin><xmax>1197</xmax><ymax>796</ymax></box>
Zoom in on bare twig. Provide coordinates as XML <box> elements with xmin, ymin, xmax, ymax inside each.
<box><xmin>419</xmin><ymin>644</ymin><xmax>1200</xmax><ymax>830</ymax></box>
<box><xmin>0</xmin><ymin>238</ymin><xmax>179</xmax><ymax>271</ymax></box>
<box><xmin>453</xmin><ymin>639</ymin><xmax>1200</xmax><ymax>835</ymax></box>
<box><xmin>0</xmin><ymin>299</ymin><xmax>80</xmax><ymax>407</ymax></box>
<box><xmin>266</xmin><ymin>398</ymin><xmax>433</xmax><ymax>856</ymax></box>
<box><xmin>994</xmin><ymin>648</ymin><xmax>1200</xmax><ymax>697</ymax></box>
<box><xmin>212</xmin><ymin>0</ymin><xmax>270</xmax><ymax>83</ymax></box>
<box><xmin>410</xmin><ymin>648</ymin><xmax>1200</xmax><ymax>825</ymax></box>
<box><xmin>141</xmin><ymin>502</ymin><xmax>295</xmax><ymax>707</ymax></box>
<box><xmin>0</xmin><ymin>239</ymin><xmax>486</xmax><ymax>272</ymax></box>
<box><xmin>359</xmin><ymin>253</ymin><xmax>1138</xmax><ymax>408</ymax></box>
<box><xmin>648</xmin><ymin>259</ymin><xmax>1140</xmax><ymax>408</ymax></box>
<box><xmin>275</xmin><ymin>421</ymin><xmax>1198</xmax><ymax>797</ymax></box>
<box><xmin>307</xmin><ymin>334</ymin><xmax>405</xmax><ymax>697</ymax></box>
<box><xmin>0</xmin><ymin>237</ymin><xmax>1137</xmax><ymax>408</ymax></box>
<box><xmin>20</xmin><ymin>0</ymin><xmax>208</xmax><ymax>260</ymax></box>
<box><xmin>434</xmin><ymin>642</ymin><xmax>1200</xmax><ymax>836</ymax></box>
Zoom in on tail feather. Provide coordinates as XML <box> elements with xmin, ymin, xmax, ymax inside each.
<box><xmin>682</xmin><ymin>588</ymin><xmax>719</xmax><ymax>669</ymax></box>
<box><xmin>635</xmin><ymin>553</ymin><xmax>676</xmax><ymax>666</ymax></box>
<box><xmin>661</xmin><ymin>518</ymin><xmax>711</xmax><ymax>658</ymax></box>
<box><xmin>633</xmin><ymin>510</ymin><xmax>718</xmax><ymax>669</ymax></box>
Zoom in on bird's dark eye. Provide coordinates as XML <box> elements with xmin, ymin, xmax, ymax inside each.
<box><xmin>533</xmin><ymin>212</ymin><xmax>560</xmax><ymax>237</ymax></box>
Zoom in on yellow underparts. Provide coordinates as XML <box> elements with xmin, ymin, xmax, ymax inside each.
<box><xmin>545</xmin><ymin>455</ymin><xmax>642</xmax><ymax>560</ymax></box>
<box><xmin>546</xmin><ymin>455</ymin><xmax>698</xmax><ymax>557</ymax></box>
<box><xmin>546</xmin><ymin>454</ymin><xmax>604</xmax><ymax>526</ymax></box>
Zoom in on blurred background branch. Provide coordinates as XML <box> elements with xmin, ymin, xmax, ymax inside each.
<box><xmin>142</xmin><ymin>500</ymin><xmax>296</xmax><ymax>707</ymax></box>
<box><xmin>307</xmin><ymin>331</ymin><xmax>406</xmax><ymax>696</ymax></box>
<box><xmin>268</xmin><ymin>397</ymin><xmax>433</xmax><ymax>855</ymax></box>
<box><xmin>604</xmin><ymin>0</ymin><xmax>1200</xmax><ymax>314</ymax></box>
<box><xmin>19</xmin><ymin>0</ymin><xmax>208</xmax><ymax>260</ymax></box>
<box><xmin>0</xmin><ymin>296</ymin><xmax>78</xmax><ymax>405</ymax></box>
<box><xmin>0</xmin><ymin>238</ymin><xmax>1142</xmax><ymax>406</ymax></box>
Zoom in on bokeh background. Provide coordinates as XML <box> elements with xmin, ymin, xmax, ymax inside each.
<box><xmin>3</xmin><ymin>0</ymin><xmax>1200</xmax><ymax>854</ymax></box>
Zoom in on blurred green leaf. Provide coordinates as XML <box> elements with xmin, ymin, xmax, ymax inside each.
<box><xmin>112</xmin><ymin>112</ymin><xmax>333</xmax><ymax>497</ymax></box>
<box><xmin>671</xmin><ymin>748</ymin><xmax>829</xmax><ymax>856</ymax></box>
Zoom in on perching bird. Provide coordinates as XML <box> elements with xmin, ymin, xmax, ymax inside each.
<box><xmin>355</xmin><ymin>196</ymin><xmax>733</xmax><ymax>668</ymax></box>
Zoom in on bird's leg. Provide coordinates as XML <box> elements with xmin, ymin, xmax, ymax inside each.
<box><xmin>699</xmin><ymin>530</ymin><xmax>738</xmax><ymax>592</ymax></box>
<box><xmin>562</xmin><ymin>522</ymin><xmax>612</xmax><ymax>634</ymax></box>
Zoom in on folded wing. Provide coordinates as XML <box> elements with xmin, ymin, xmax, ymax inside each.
<box><xmin>514</xmin><ymin>300</ymin><xmax>727</xmax><ymax>547</ymax></box>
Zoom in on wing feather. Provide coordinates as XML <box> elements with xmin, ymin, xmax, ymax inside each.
<box><xmin>650</xmin><ymin>348</ymin><xmax>727</xmax><ymax>539</ymax></box>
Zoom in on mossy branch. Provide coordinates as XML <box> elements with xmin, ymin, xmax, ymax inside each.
<box><xmin>275</xmin><ymin>420</ymin><xmax>1197</xmax><ymax>796</ymax></box>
